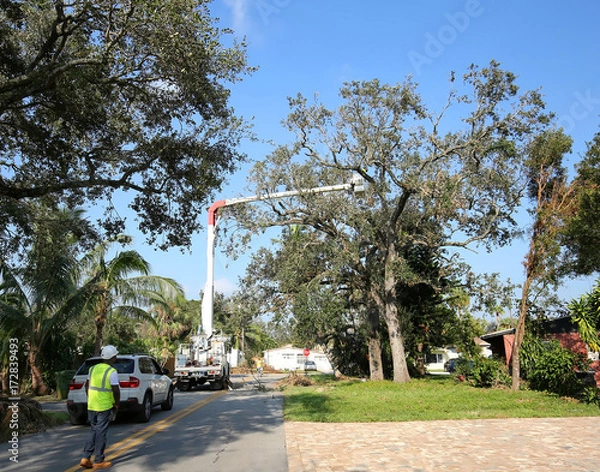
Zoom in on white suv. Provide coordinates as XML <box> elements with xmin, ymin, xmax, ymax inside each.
<box><xmin>66</xmin><ymin>354</ymin><xmax>174</xmax><ymax>425</ymax></box>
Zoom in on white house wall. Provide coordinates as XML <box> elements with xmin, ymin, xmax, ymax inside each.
<box><xmin>264</xmin><ymin>346</ymin><xmax>333</xmax><ymax>373</ymax></box>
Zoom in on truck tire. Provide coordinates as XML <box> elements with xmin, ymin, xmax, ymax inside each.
<box><xmin>210</xmin><ymin>380</ymin><xmax>223</xmax><ymax>391</ymax></box>
<box><xmin>178</xmin><ymin>381</ymin><xmax>190</xmax><ymax>391</ymax></box>
<box><xmin>136</xmin><ymin>392</ymin><xmax>152</xmax><ymax>423</ymax></box>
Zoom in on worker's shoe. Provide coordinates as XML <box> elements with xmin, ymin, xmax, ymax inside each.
<box><xmin>79</xmin><ymin>458</ymin><xmax>93</xmax><ymax>468</ymax></box>
<box><xmin>92</xmin><ymin>461</ymin><xmax>112</xmax><ymax>469</ymax></box>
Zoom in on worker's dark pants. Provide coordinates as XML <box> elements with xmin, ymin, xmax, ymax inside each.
<box><xmin>83</xmin><ymin>409</ymin><xmax>112</xmax><ymax>463</ymax></box>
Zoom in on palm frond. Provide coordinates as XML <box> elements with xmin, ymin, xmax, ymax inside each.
<box><xmin>111</xmin><ymin>305</ymin><xmax>159</xmax><ymax>328</ymax></box>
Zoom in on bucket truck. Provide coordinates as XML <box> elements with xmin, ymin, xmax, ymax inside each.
<box><xmin>173</xmin><ymin>175</ymin><xmax>364</xmax><ymax>390</ymax></box>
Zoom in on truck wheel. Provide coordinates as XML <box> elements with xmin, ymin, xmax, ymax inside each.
<box><xmin>161</xmin><ymin>388</ymin><xmax>174</xmax><ymax>411</ymax></box>
<box><xmin>179</xmin><ymin>382</ymin><xmax>190</xmax><ymax>391</ymax></box>
<box><xmin>210</xmin><ymin>381</ymin><xmax>222</xmax><ymax>391</ymax></box>
<box><xmin>136</xmin><ymin>392</ymin><xmax>152</xmax><ymax>423</ymax></box>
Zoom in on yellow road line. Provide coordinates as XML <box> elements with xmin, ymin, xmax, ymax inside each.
<box><xmin>65</xmin><ymin>390</ymin><xmax>227</xmax><ymax>472</ymax></box>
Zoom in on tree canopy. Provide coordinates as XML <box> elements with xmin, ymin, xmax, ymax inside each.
<box><xmin>0</xmin><ymin>207</ymin><xmax>90</xmax><ymax>394</ymax></box>
<box><xmin>563</xmin><ymin>129</ymin><xmax>600</xmax><ymax>275</ymax></box>
<box><xmin>0</xmin><ymin>0</ymin><xmax>253</xmax><ymax>254</ymax></box>
<box><xmin>229</xmin><ymin>61</ymin><xmax>554</xmax><ymax>382</ymax></box>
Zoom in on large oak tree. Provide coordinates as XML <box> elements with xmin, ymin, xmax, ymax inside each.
<box><xmin>0</xmin><ymin>0</ymin><xmax>252</xmax><ymax>255</ymax></box>
<box><xmin>230</xmin><ymin>62</ymin><xmax>553</xmax><ymax>382</ymax></box>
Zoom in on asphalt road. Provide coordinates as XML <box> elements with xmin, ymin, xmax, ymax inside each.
<box><xmin>1</xmin><ymin>374</ymin><xmax>289</xmax><ymax>472</ymax></box>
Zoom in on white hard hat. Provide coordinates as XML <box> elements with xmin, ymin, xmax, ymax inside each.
<box><xmin>101</xmin><ymin>345</ymin><xmax>119</xmax><ymax>360</ymax></box>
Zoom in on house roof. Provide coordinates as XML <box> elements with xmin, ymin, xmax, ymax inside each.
<box><xmin>480</xmin><ymin>328</ymin><xmax>516</xmax><ymax>341</ymax></box>
<box><xmin>480</xmin><ymin>315</ymin><xmax>579</xmax><ymax>342</ymax></box>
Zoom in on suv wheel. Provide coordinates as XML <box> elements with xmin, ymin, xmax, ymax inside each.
<box><xmin>69</xmin><ymin>414</ymin><xmax>87</xmax><ymax>426</ymax></box>
<box><xmin>161</xmin><ymin>388</ymin><xmax>174</xmax><ymax>411</ymax></box>
<box><xmin>136</xmin><ymin>392</ymin><xmax>152</xmax><ymax>423</ymax></box>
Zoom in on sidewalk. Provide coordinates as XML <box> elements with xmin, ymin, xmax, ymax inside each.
<box><xmin>285</xmin><ymin>416</ymin><xmax>600</xmax><ymax>472</ymax></box>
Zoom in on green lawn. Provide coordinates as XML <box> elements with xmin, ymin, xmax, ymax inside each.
<box><xmin>281</xmin><ymin>375</ymin><xmax>600</xmax><ymax>422</ymax></box>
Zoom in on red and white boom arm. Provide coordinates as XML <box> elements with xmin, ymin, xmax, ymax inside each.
<box><xmin>200</xmin><ymin>176</ymin><xmax>365</xmax><ymax>337</ymax></box>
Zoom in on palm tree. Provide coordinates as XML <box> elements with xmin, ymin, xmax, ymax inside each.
<box><xmin>78</xmin><ymin>236</ymin><xmax>184</xmax><ymax>355</ymax></box>
<box><xmin>0</xmin><ymin>208</ymin><xmax>85</xmax><ymax>395</ymax></box>
<box><xmin>0</xmin><ymin>207</ymin><xmax>184</xmax><ymax>394</ymax></box>
<box><xmin>145</xmin><ymin>297</ymin><xmax>198</xmax><ymax>363</ymax></box>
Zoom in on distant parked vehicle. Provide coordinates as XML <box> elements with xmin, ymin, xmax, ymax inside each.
<box><xmin>444</xmin><ymin>357</ymin><xmax>474</xmax><ymax>373</ymax></box>
<box><xmin>444</xmin><ymin>358</ymin><xmax>458</xmax><ymax>372</ymax></box>
<box><xmin>304</xmin><ymin>360</ymin><xmax>317</xmax><ymax>371</ymax></box>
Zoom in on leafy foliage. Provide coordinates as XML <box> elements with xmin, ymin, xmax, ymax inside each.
<box><xmin>0</xmin><ymin>0</ymin><xmax>253</xmax><ymax>253</ymax></box>
<box><xmin>0</xmin><ymin>207</ymin><xmax>85</xmax><ymax>394</ymax></box>
<box><xmin>0</xmin><ymin>207</ymin><xmax>183</xmax><ymax>393</ymax></box>
<box><xmin>568</xmin><ymin>280</ymin><xmax>600</xmax><ymax>351</ymax></box>
<box><xmin>521</xmin><ymin>337</ymin><xmax>587</xmax><ymax>397</ymax></box>
<box><xmin>443</xmin><ymin>308</ymin><xmax>486</xmax><ymax>359</ymax></box>
<box><xmin>77</xmin><ymin>236</ymin><xmax>184</xmax><ymax>355</ymax></box>
<box><xmin>144</xmin><ymin>298</ymin><xmax>199</xmax><ymax>361</ymax></box>
<box><xmin>563</xmin><ymin>130</ymin><xmax>600</xmax><ymax>275</ymax></box>
<box><xmin>511</xmin><ymin>129</ymin><xmax>574</xmax><ymax>390</ymax></box>
<box><xmin>235</xmin><ymin>61</ymin><xmax>554</xmax><ymax>382</ymax></box>
<box><xmin>0</xmin><ymin>397</ymin><xmax>54</xmax><ymax>442</ymax></box>
<box><xmin>470</xmin><ymin>357</ymin><xmax>511</xmax><ymax>388</ymax></box>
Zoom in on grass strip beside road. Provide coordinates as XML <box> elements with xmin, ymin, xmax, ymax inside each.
<box><xmin>282</xmin><ymin>375</ymin><xmax>600</xmax><ymax>422</ymax></box>
<box><xmin>65</xmin><ymin>390</ymin><xmax>227</xmax><ymax>472</ymax></box>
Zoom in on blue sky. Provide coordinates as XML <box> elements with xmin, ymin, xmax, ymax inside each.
<box><xmin>121</xmin><ymin>1</ymin><xmax>600</xmax><ymax>313</ymax></box>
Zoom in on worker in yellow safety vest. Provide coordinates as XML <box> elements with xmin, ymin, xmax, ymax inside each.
<box><xmin>79</xmin><ymin>345</ymin><xmax>120</xmax><ymax>470</ymax></box>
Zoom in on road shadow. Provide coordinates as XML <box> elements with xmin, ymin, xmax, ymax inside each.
<box><xmin>1</xmin><ymin>380</ymin><xmax>288</xmax><ymax>472</ymax></box>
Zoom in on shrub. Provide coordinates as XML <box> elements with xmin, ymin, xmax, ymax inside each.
<box><xmin>471</xmin><ymin>357</ymin><xmax>510</xmax><ymax>388</ymax></box>
<box><xmin>525</xmin><ymin>341</ymin><xmax>586</xmax><ymax>397</ymax></box>
<box><xmin>579</xmin><ymin>385</ymin><xmax>600</xmax><ymax>406</ymax></box>
<box><xmin>453</xmin><ymin>357</ymin><xmax>474</xmax><ymax>379</ymax></box>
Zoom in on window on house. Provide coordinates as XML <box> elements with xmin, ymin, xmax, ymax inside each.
<box><xmin>426</xmin><ymin>353</ymin><xmax>443</xmax><ymax>364</ymax></box>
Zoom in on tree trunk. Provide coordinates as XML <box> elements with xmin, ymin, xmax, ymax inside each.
<box><xmin>417</xmin><ymin>343</ymin><xmax>426</xmax><ymax>377</ymax></box>
<box><xmin>94</xmin><ymin>315</ymin><xmax>105</xmax><ymax>356</ymax></box>
<box><xmin>384</xmin><ymin>307</ymin><xmax>411</xmax><ymax>382</ymax></box>
<box><xmin>367</xmin><ymin>305</ymin><xmax>384</xmax><ymax>380</ymax></box>
<box><xmin>383</xmin><ymin>244</ymin><xmax>411</xmax><ymax>383</ymax></box>
<box><xmin>28</xmin><ymin>347</ymin><xmax>50</xmax><ymax>396</ymax></box>
<box><xmin>1</xmin><ymin>369</ymin><xmax>7</xmax><ymax>394</ymax></box>
<box><xmin>512</xmin><ymin>277</ymin><xmax>531</xmax><ymax>390</ymax></box>
<box><xmin>94</xmin><ymin>294</ymin><xmax>111</xmax><ymax>356</ymax></box>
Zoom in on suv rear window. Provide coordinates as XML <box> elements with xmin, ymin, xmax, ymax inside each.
<box><xmin>76</xmin><ymin>357</ymin><xmax>135</xmax><ymax>375</ymax></box>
